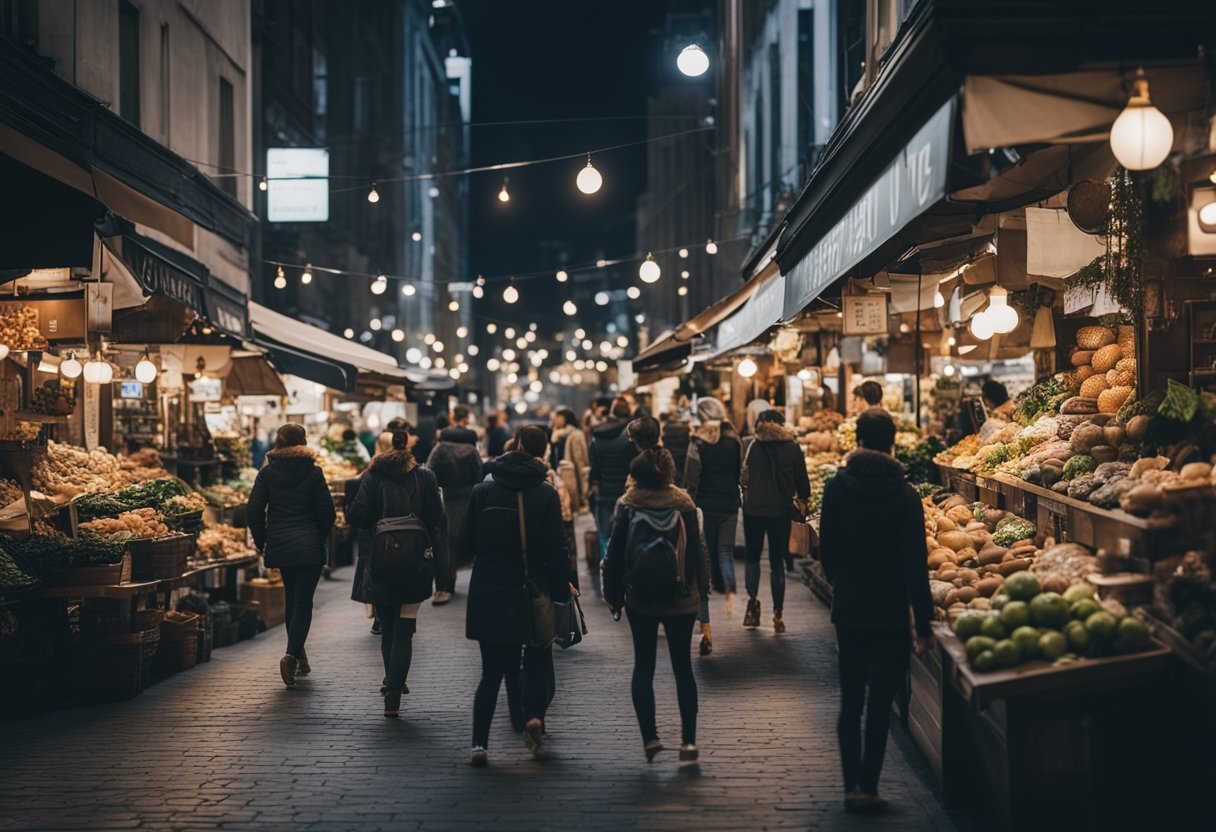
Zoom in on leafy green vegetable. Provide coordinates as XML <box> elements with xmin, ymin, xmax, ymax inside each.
<box><xmin>895</xmin><ymin>436</ymin><xmax>946</xmax><ymax>485</ymax></box>
<box><xmin>1159</xmin><ymin>379</ymin><xmax>1199</xmax><ymax>423</ymax></box>
<box><xmin>992</xmin><ymin>519</ymin><xmax>1036</xmax><ymax>547</ymax></box>
<box><xmin>1063</xmin><ymin>455</ymin><xmax>1096</xmax><ymax>481</ymax></box>
<box><xmin>1015</xmin><ymin>378</ymin><xmax>1071</xmax><ymax>425</ymax></box>
<box><xmin>0</xmin><ymin>547</ymin><xmax>38</xmax><ymax>591</ymax></box>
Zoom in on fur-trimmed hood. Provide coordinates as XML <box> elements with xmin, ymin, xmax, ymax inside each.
<box><xmin>618</xmin><ymin>483</ymin><xmax>696</xmax><ymax>513</ymax></box>
<box><xmin>754</xmin><ymin>420</ymin><xmax>795</xmax><ymax>443</ymax></box>
<box><xmin>551</xmin><ymin>424</ymin><xmax>578</xmax><ymax>442</ymax></box>
<box><xmin>261</xmin><ymin>444</ymin><xmax>320</xmax><ymax>487</ymax></box>
<box><xmin>265</xmin><ymin>444</ymin><xmax>317</xmax><ymax>461</ymax></box>
<box><xmin>368</xmin><ymin>448</ymin><xmax>418</xmax><ymax>478</ymax></box>
<box><xmin>694</xmin><ymin>418</ymin><xmax>737</xmax><ymax>445</ymax></box>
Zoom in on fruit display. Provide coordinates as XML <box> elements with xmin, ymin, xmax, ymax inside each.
<box><xmin>0</xmin><ymin>478</ymin><xmax>23</xmax><ymax>507</ymax></box>
<box><xmin>196</xmin><ymin>524</ymin><xmax>256</xmax><ymax>562</ymax></box>
<box><xmin>0</xmin><ymin>546</ymin><xmax>38</xmax><ymax>591</ymax></box>
<box><xmin>74</xmin><ymin>478</ymin><xmax>190</xmax><ymax>520</ymax></box>
<box><xmin>118</xmin><ymin>449</ymin><xmax>171</xmax><ymax>483</ymax></box>
<box><xmin>199</xmin><ymin>480</ymin><xmax>250</xmax><ymax>508</ymax></box>
<box><xmin>79</xmin><ymin>508</ymin><xmax>170</xmax><ymax>539</ymax></box>
<box><xmin>319</xmin><ymin>451</ymin><xmax>357</xmax><ymax>485</ymax></box>
<box><xmin>1153</xmin><ymin>550</ymin><xmax>1216</xmax><ymax>669</ymax></box>
<box><xmin>29</xmin><ymin>382</ymin><xmax>75</xmax><ymax>416</ymax></box>
<box><xmin>213</xmin><ymin>435</ymin><xmax>252</xmax><ymax>468</ymax></box>
<box><xmin>0</xmin><ymin>306</ymin><xmax>47</xmax><ymax>351</ymax></box>
<box><xmin>951</xmin><ymin>573</ymin><xmax>1154</xmax><ymax>672</ymax></box>
<box><xmin>796</xmin><ymin>410</ymin><xmax>845</xmax><ymax>454</ymax></box>
<box><xmin>33</xmin><ymin>442</ymin><xmax>128</xmax><ymax>498</ymax></box>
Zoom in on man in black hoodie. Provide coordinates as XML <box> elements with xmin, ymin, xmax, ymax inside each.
<box><xmin>819</xmin><ymin>408</ymin><xmax>934</xmax><ymax>815</ymax></box>
<box><xmin>587</xmin><ymin>397</ymin><xmax>637</xmax><ymax>557</ymax></box>
<box><xmin>426</xmin><ymin>405</ymin><xmax>483</xmax><ymax>604</ymax></box>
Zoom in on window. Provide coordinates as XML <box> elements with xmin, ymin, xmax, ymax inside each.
<box><xmin>769</xmin><ymin>43</ymin><xmax>782</xmax><ymax>205</ymax></box>
<box><xmin>797</xmin><ymin>9</ymin><xmax>815</xmax><ymax>168</ymax></box>
<box><xmin>118</xmin><ymin>0</ymin><xmax>141</xmax><ymax>127</ymax></box>
<box><xmin>159</xmin><ymin>23</ymin><xmax>170</xmax><ymax>141</ymax></box>
<box><xmin>218</xmin><ymin>78</ymin><xmax>235</xmax><ymax>198</ymax></box>
<box><xmin>3</xmin><ymin>0</ymin><xmax>38</xmax><ymax>43</ymax></box>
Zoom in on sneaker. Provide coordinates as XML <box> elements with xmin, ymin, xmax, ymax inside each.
<box><xmin>432</xmin><ymin>590</ymin><xmax>454</xmax><ymax>606</ymax></box>
<box><xmin>279</xmin><ymin>654</ymin><xmax>298</xmax><ymax>688</ymax></box>
<box><xmin>699</xmin><ymin>634</ymin><xmax>712</xmax><ymax>656</ymax></box>
<box><xmin>724</xmin><ymin>590</ymin><xmax>735</xmax><ymax>617</ymax></box>
<box><xmin>370</xmin><ymin>619</ymin><xmax>381</xmax><ymax>636</ymax></box>
<box><xmin>296</xmin><ymin>650</ymin><xmax>311</xmax><ymax>676</ymax></box>
<box><xmin>384</xmin><ymin>690</ymin><xmax>401</xmax><ymax>718</ymax></box>
<box><xmin>743</xmin><ymin>598</ymin><xmax>761</xmax><ymax>628</ymax></box>
<box><xmin>678</xmin><ymin>743</ymin><xmax>698</xmax><ymax>762</ymax></box>
<box><xmin>470</xmin><ymin>746</ymin><xmax>488</xmax><ymax>768</ymax></box>
<box><xmin>773</xmin><ymin>611</ymin><xmax>786</xmax><ymax>634</ymax></box>
<box><xmin>643</xmin><ymin>739</ymin><xmax>664</xmax><ymax>763</ymax></box>
<box><xmin>523</xmin><ymin>718</ymin><xmax>545</xmax><ymax>758</ymax></box>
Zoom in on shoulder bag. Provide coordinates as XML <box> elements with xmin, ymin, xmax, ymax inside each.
<box><xmin>517</xmin><ymin>491</ymin><xmax>557</xmax><ymax>648</ymax></box>
<box><xmin>757</xmin><ymin>441</ymin><xmax>812</xmax><ymax>556</ymax></box>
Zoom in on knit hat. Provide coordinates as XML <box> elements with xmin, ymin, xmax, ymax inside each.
<box><xmin>696</xmin><ymin>396</ymin><xmax>727</xmax><ymax>423</ymax></box>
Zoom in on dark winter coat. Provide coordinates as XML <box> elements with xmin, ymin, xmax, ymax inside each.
<box><xmin>426</xmin><ymin>426</ymin><xmax>483</xmax><ymax>503</ymax></box>
<box><xmin>741</xmin><ymin>421</ymin><xmax>811</xmax><ymax>518</ymax></box>
<box><xmin>819</xmin><ymin>448</ymin><xmax>933</xmax><ymax>636</ymax></box>
<box><xmin>247</xmin><ymin>445</ymin><xmax>336</xmax><ymax>569</ymax></box>
<box><xmin>346</xmin><ymin>450</ymin><xmax>448</xmax><ymax>606</ymax></box>
<box><xmin>661</xmin><ymin>421</ymin><xmax>691</xmax><ymax>487</ymax></box>
<box><xmin>588</xmin><ymin>418</ymin><xmax>638</xmax><ymax>502</ymax></box>
<box><xmin>461</xmin><ymin>452</ymin><xmax>572</xmax><ymax>644</ymax></box>
<box><xmin>344</xmin><ymin>476</ymin><xmax>374</xmax><ymax>603</ymax></box>
<box><xmin>486</xmin><ymin>424</ymin><xmax>511</xmax><ymax>458</ymax></box>
<box><xmin>684</xmin><ymin>420</ymin><xmax>742</xmax><ymax>514</ymax></box>
<box><xmin>603</xmin><ymin>484</ymin><xmax>709</xmax><ymax>618</ymax></box>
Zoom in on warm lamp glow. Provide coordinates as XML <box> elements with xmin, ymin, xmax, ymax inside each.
<box><xmin>1109</xmin><ymin>73</ymin><xmax>1173</xmax><ymax>171</ymax></box>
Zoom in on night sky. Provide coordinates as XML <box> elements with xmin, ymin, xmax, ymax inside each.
<box><xmin>460</xmin><ymin>0</ymin><xmax>675</xmax><ymax>329</ymax></box>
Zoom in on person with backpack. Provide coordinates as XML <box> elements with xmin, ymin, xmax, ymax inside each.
<box><xmin>587</xmin><ymin>397</ymin><xmax>639</xmax><ymax>557</ymax></box>
<box><xmin>684</xmin><ymin>396</ymin><xmax>743</xmax><ymax>617</ymax></box>
<box><xmin>740</xmin><ymin>409</ymin><xmax>811</xmax><ymax>634</ymax></box>
<box><xmin>346</xmin><ymin>420</ymin><xmax>448</xmax><ymax>718</ymax></box>
<box><xmin>247</xmin><ymin>423</ymin><xmax>337</xmax><ymax>689</ymax></box>
<box><xmin>426</xmin><ymin>405</ymin><xmax>483</xmax><ymax>605</ymax></box>
<box><xmin>462</xmin><ymin>425</ymin><xmax>572</xmax><ymax>767</ymax></box>
<box><xmin>819</xmin><ymin>408</ymin><xmax>934</xmax><ymax>814</ymax></box>
<box><xmin>603</xmin><ymin>448</ymin><xmax>710</xmax><ymax>764</ymax></box>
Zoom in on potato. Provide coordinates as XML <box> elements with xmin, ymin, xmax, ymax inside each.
<box><xmin>1181</xmin><ymin>462</ymin><xmax>1212</xmax><ymax>481</ymax></box>
<box><xmin>927</xmin><ymin>550</ymin><xmax>956</xmax><ymax>569</ymax></box>
<box><xmin>995</xmin><ymin>557</ymin><xmax>1033</xmax><ymax>576</ymax></box>
<box><xmin>944</xmin><ymin>586</ymin><xmax>979</xmax><ymax>606</ymax></box>
<box><xmin>978</xmin><ymin>545</ymin><xmax>1007</xmax><ymax>566</ymax></box>
<box><xmin>936</xmin><ymin>530</ymin><xmax>971</xmax><ymax>551</ymax></box>
<box><xmin>936</xmin><ymin>515</ymin><xmax>958</xmax><ymax>533</ymax></box>
<box><xmin>976</xmin><ymin>577</ymin><xmax>1005</xmax><ymax>597</ymax></box>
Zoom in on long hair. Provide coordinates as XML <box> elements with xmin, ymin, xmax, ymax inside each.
<box><xmin>630</xmin><ymin>447</ymin><xmax>676</xmax><ymax>489</ymax></box>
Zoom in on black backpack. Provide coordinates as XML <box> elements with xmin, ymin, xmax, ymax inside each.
<box><xmin>368</xmin><ymin>473</ymin><xmax>434</xmax><ymax>602</ymax></box>
<box><xmin>623</xmin><ymin>507</ymin><xmax>687</xmax><ymax>600</ymax></box>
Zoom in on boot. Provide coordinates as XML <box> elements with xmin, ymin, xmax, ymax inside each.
<box><xmin>384</xmin><ymin>689</ymin><xmax>401</xmax><ymax>718</ymax></box>
<box><xmin>723</xmin><ymin>590</ymin><xmax>735</xmax><ymax>617</ymax></box>
<box><xmin>279</xmin><ymin>654</ymin><xmax>298</xmax><ymax>688</ymax></box>
<box><xmin>296</xmin><ymin>649</ymin><xmax>311</xmax><ymax>676</ymax></box>
<box><xmin>699</xmin><ymin>623</ymin><xmax>712</xmax><ymax>656</ymax></box>
<box><xmin>743</xmin><ymin>597</ymin><xmax>761</xmax><ymax>628</ymax></box>
<box><xmin>773</xmin><ymin>611</ymin><xmax>786</xmax><ymax>634</ymax></box>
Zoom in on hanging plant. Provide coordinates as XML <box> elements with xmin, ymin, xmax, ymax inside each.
<box><xmin>1072</xmin><ymin>167</ymin><xmax>1148</xmax><ymax>313</ymax></box>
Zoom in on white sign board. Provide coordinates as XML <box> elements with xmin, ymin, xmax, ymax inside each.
<box><xmin>267</xmin><ymin>148</ymin><xmax>330</xmax><ymax>222</ymax></box>
<box><xmin>842</xmin><ymin>295</ymin><xmax>889</xmax><ymax>335</ymax></box>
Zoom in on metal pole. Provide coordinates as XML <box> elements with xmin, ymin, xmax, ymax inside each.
<box><xmin>915</xmin><ymin>269</ymin><xmax>923</xmax><ymax>429</ymax></box>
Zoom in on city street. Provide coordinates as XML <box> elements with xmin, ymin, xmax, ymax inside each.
<box><xmin>0</xmin><ymin>519</ymin><xmax>961</xmax><ymax>832</ymax></box>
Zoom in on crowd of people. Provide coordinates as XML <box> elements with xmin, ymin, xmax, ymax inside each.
<box><xmin>245</xmin><ymin>393</ymin><xmax>932</xmax><ymax>815</ymax></box>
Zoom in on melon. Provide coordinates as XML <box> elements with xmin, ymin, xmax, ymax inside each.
<box><xmin>1091</xmin><ymin>344</ymin><xmax>1123</xmax><ymax>374</ymax></box>
<box><xmin>1097</xmin><ymin>385</ymin><xmax>1134</xmax><ymax>414</ymax></box>
<box><xmin>1076</xmin><ymin>326</ymin><xmax>1116</xmax><ymax>350</ymax></box>
<box><xmin>1079</xmin><ymin>374</ymin><xmax>1109</xmax><ymax>400</ymax></box>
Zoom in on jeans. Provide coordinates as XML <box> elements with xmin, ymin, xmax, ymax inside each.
<box><xmin>473</xmin><ymin>642</ymin><xmax>548</xmax><ymax>748</ymax></box>
<box><xmin>743</xmin><ymin>514</ymin><xmax>790</xmax><ymax>611</ymax></box>
<box><xmin>281</xmin><ymin>564</ymin><xmax>323</xmax><ymax>658</ymax></box>
<box><xmin>835</xmin><ymin>626</ymin><xmax>910</xmax><ymax>795</ymax></box>
<box><xmin>592</xmin><ymin>497</ymin><xmax>617</xmax><ymax>560</ymax></box>
<box><xmin>375</xmin><ymin>604</ymin><xmax>416</xmax><ymax>691</ymax></box>
<box><xmin>437</xmin><ymin>497</ymin><xmax>468</xmax><ymax>593</ymax></box>
<box><xmin>703</xmin><ymin>511</ymin><xmax>738</xmax><ymax>592</ymax></box>
<box><xmin>626</xmin><ymin>609</ymin><xmax>698</xmax><ymax>745</ymax></box>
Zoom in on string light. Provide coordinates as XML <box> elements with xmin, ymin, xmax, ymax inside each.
<box><xmin>371</xmin><ymin>275</ymin><xmax>388</xmax><ymax>295</ymax></box>
<box><xmin>344</xmin><ymin>328</ymin><xmax>355</xmax><ymax>339</ymax></box>
<box><xmin>639</xmin><ymin>253</ymin><xmax>661</xmax><ymax>283</ymax></box>
<box><xmin>456</xmin><ymin>325</ymin><xmax>469</xmax><ymax>338</ymax></box>
<box><xmin>59</xmin><ymin>351</ymin><xmax>82</xmax><ymax>379</ymax></box>
<box><xmin>424</xmin><ymin>333</ymin><xmax>436</xmax><ymax>345</ymax></box>
<box><xmin>677</xmin><ymin>286</ymin><xmax>688</xmax><ymax>296</ymax></box>
<box><xmin>367</xmin><ymin>182</ymin><xmax>380</xmax><ymax>203</ymax></box>
<box><xmin>595</xmin><ymin>291</ymin><xmax>610</xmax><ymax>306</ymax></box>
<box><xmin>705</xmin><ymin>239</ymin><xmax>718</xmax><ymax>255</ymax></box>
<box><xmin>486</xmin><ymin>357</ymin><xmax>501</xmax><ymax>372</ymax></box>
<box><xmin>433</xmin><ymin>340</ymin><xmax>445</xmax><ymax>353</ymax></box>
<box><xmin>678</xmin><ymin>248</ymin><xmax>689</xmax><ymax>258</ymax></box>
<box><xmin>370</xmin><ymin>318</ymin><xmax>382</xmax><ymax>331</ymax></box>
<box><xmin>467</xmin><ymin>344</ymin><xmax>479</xmax><ymax>356</ymax></box>
<box><xmin>737</xmin><ymin>357</ymin><xmax>758</xmax><ymax>378</ymax></box>
<box><xmin>563</xmin><ymin>300</ymin><xmax>578</xmax><ymax>316</ymax></box>
<box><xmin>556</xmin><ymin>269</ymin><xmax>569</xmax><ymax>283</ymax></box>
<box><xmin>680</xmin><ymin>270</ymin><xmax>690</xmax><ymax>279</ymax></box>
<box><xmin>301</xmin><ymin>264</ymin><xmax>313</xmax><ymax>285</ymax></box>
<box><xmin>392</xmin><ymin>329</ymin><xmax>405</xmax><ymax>342</ymax></box>
<box><xmin>498</xmin><ymin>177</ymin><xmax>511</xmax><ymax>203</ymax></box>
<box><xmin>486</xmin><ymin>323</ymin><xmax>497</xmax><ymax>334</ymax></box>
<box><xmin>626</xmin><ymin>286</ymin><xmax>641</xmax><ymax>299</ymax></box>
<box><xmin>411</xmin><ymin>230</ymin><xmax>422</xmax><ymax>242</ymax></box>
<box><xmin>402</xmin><ymin>283</ymin><xmax>417</xmax><ymax>297</ymax></box>
<box><xmin>472</xmin><ymin>284</ymin><xmax>484</xmax><ymax>298</ymax></box>
<box><xmin>616</xmin><ymin>335</ymin><xmax>629</xmax><ymax>348</ymax></box>
<box><xmin>259</xmin><ymin>176</ymin><xmax>268</xmax><ymax>191</ymax></box>
<box><xmin>576</xmin><ymin>155</ymin><xmax>603</xmax><ymax>195</ymax></box>
<box><xmin>419</xmin><ymin>356</ymin><xmax>432</xmax><ymax>369</ymax></box>
<box><xmin>449</xmin><ymin>299</ymin><xmax>460</xmax><ymax>312</ymax></box>
<box><xmin>503</xmin><ymin>281</ymin><xmax>519</xmax><ymax>304</ymax></box>
<box><xmin>677</xmin><ymin>44</ymin><xmax>710</xmax><ymax>77</ymax></box>
<box><xmin>274</xmin><ymin>266</ymin><xmax>287</xmax><ymax>289</ymax></box>
<box><xmin>406</xmin><ymin>347</ymin><xmax>422</xmax><ymax>363</ymax></box>
<box><xmin>134</xmin><ymin>350</ymin><xmax>158</xmax><ymax>384</ymax></box>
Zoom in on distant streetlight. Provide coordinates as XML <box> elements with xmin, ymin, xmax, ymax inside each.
<box><xmin>677</xmin><ymin>44</ymin><xmax>709</xmax><ymax>77</ymax></box>
<box><xmin>576</xmin><ymin>156</ymin><xmax>603</xmax><ymax>194</ymax></box>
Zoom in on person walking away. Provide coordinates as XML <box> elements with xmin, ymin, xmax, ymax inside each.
<box><xmin>550</xmin><ymin>407</ymin><xmax>589</xmax><ymax>508</ymax></box>
<box><xmin>587</xmin><ymin>397</ymin><xmax>638</xmax><ymax>560</ymax></box>
<box><xmin>347</xmin><ymin>421</ymin><xmax>448</xmax><ymax>718</ymax></box>
<box><xmin>851</xmin><ymin>380</ymin><xmax>884</xmax><ymax>414</ymax></box>
<box><xmin>485</xmin><ymin>412</ymin><xmax>511</xmax><ymax>458</ymax></box>
<box><xmin>684</xmin><ymin>396</ymin><xmax>742</xmax><ymax>622</ymax></box>
<box><xmin>660</xmin><ymin>411</ymin><xmax>691</xmax><ymax>488</ymax></box>
<box><xmin>740</xmin><ymin>410</ymin><xmax>810</xmax><ymax>633</ymax></box>
<box><xmin>818</xmin><ymin>408</ymin><xmax>934</xmax><ymax>814</ymax></box>
<box><xmin>247</xmin><ymin>424</ymin><xmax>336</xmax><ymax>688</ymax></box>
<box><xmin>426</xmin><ymin>405</ymin><xmax>483</xmax><ymax>604</ymax></box>
<box><xmin>462</xmin><ymin>426</ymin><xmax>571</xmax><ymax>767</ymax></box>
<box><xmin>604</xmin><ymin>448</ymin><xmax>709</xmax><ymax>763</ymax></box>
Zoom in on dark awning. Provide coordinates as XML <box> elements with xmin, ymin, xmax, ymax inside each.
<box><xmin>0</xmin><ymin>38</ymin><xmax>254</xmax><ymax>248</ymax></box>
<box><xmin>0</xmin><ymin>153</ymin><xmax>104</xmax><ymax>269</ymax></box>
<box><xmin>253</xmin><ymin>337</ymin><xmax>355</xmax><ymax>393</ymax></box>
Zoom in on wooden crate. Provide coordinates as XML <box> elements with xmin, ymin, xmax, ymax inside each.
<box><xmin>240</xmin><ymin>580</ymin><xmax>285</xmax><ymax>629</ymax></box>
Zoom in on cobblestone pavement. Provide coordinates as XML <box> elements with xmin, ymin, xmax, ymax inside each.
<box><xmin>0</xmin><ymin>516</ymin><xmax>965</xmax><ymax>831</ymax></box>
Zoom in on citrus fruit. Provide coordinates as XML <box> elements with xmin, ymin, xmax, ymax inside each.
<box><xmin>1063</xmin><ymin>583</ymin><xmax>1095</xmax><ymax>603</ymax></box>
<box><xmin>973</xmin><ymin>650</ymin><xmax>997</xmax><ymax>672</ymax></box>
<box><xmin>1070</xmin><ymin>598</ymin><xmax>1101</xmax><ymax>621</ymax></box>
<box><xmin>1029</xmin><ymin>592</ymin><xmax>1070</xmax><ymax>628</ymax></box>
<box><xmin>1064</xmin><ymin>620</ymin><xmax>1090</xmax><ymax>652</ymax></box>
<box><xmin>1039</xmin><ymin>630</ymin><xmax>1068</xmax><ymax>661</ymax></box>
<box><xmin>1116</xmin><ymin>617</ymin><xmax>1150</xmax><ymax>651</ymax></box>
<box><xmin>1004</xmin><ymin>572</ymin><xmax>1041</xmax><ymax>602</ymax></box>
<box><xmin>980</xmin><ymin>614</ymin><xmax>1008</xmax><ymax>640</ymax></box>
<box><xmin>999</xmin><ymin>600</ymin><xmax>1030</xmax><ymax>630</ymax></box>
<box><xmin>992</xmin><ymin>639</ymin><xmax>1021</xmax><ymax>668</ymax></box>
<box><xmin>1012</xmin><ymin>626</ymin><xmax>1041</xmax><ymax>658</ymax></box>
<box><xmin>953</xmin><ymin>613</ymin><xmax>985</xmax><ymax>640</ymax></box>
<box><xmin>965</xmin><ymin>635</ymin><xmax>997</xmax><ymax>663</ymax></box>
<box><xmin>1085</xmin><ymin>611</ymin><xmax>1118</xmax><ymax>641</ymax></box>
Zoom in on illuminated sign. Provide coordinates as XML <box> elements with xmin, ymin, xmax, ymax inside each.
<box><xmin>267</xmin><ymin>148</ymin><xmax>330</xmax><ymax>222</ymax></box>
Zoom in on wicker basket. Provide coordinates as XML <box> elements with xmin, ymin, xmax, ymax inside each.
<box><xmin>79</xmin><ymin>627</ymin><xmax>161</xmax><ymax>699</ymax></box>
<box><xmin>155</xmin><ymin>610</ymin><xmax>199</xmax><ymax>672</ymax></box>
<box><xmin>128</xmin><ymin>534</ymin><xmax>196</xmax><ymax>581</ymax></box>
<box><xmin>78</xmin><ymin>597</ymin><xmax>133</xmax><ymax>634</ymax></box>
<box><xmin>57</xmin><ymin>554</ymin><xmax>132</xmax><ymax>587</ymax></box>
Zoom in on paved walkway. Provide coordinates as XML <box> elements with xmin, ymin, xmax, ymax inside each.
<box><xmin>0</xmin><ymin>516</ymin><xmax>964</xmax><ymax>831</ymax></box>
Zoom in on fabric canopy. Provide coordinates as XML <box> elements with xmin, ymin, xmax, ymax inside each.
<box><xmin>225</xmin><ymin>355</ymin><xmax>289</xmax><ymax>398</ymax></box>
<box><xmin>248</xmin><ymin>302</ymin><xmax>404</xmax><ymax>380</ymax></box>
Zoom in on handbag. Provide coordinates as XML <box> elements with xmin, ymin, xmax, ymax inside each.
<box><xmin>517</xmin><ymin>491</ymin><xmax>556</xmax><ymax>648</ymax></box>
<box><xmin>554</xmin><ymin>594</ymin><xmax>588</xmax><ymax>649</ymax></box>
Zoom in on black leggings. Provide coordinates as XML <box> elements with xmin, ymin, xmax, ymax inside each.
<box><xmin>836</xmin><ymin>626</ymin><xmax>910</xmax><ymax>795</ymax></box>
<box><xmin>281</xmin><ymin>564</ymin><xmax>323</xmax><ymax>658</ymax></box>
<box><xmin>473</xmin><ymin>642</ymin><xmax>547</xmax><ymax>748</ymax></box>
<box><xmin>375</xmin><ymin>605</ymin><xmax>416</xmax><ymax>691</ymax></box>
<box><xmin>626</xmin><ymin>609</ymin><xmax>698</xmax><ymax>745</ymax></box>
<box><xmin>743</xmin><ymin>513</ymin><xmax>790</xmax><ymax>611</ymax></box>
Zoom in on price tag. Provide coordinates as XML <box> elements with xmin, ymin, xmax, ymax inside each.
<box><xmin>842</xmin><ymin>295</ymin><xmax>889</xmax><ymax>335</ymax></box>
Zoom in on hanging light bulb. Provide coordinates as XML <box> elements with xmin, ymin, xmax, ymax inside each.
<box><xmin>344</xmin><ymin>328</ymin><xmax>355</xmax><ymax>339</ymax></box>
<box><xmin>680</xmin><ymin>270</ymin><xmax>690</xmax><ymax>279</ymax></box>
<box><xmin>486</xmin><ymin>323</ymin><xmax>497</xmax><ymax>334</ymax></box>
<box><xmin>371</xmin><ymin>275</ymin><xmax>388</xmax><ymax>295</ymax></box>
<box><xmin>0</xmin><ymin>343</ymin><xmax>9</xmax><ymax>362</ymax></box>
<box><xmin>933</xmin><ymin>289</ymin><xmax>946</xmax><ymax>308</ymax></box>
<box><xmin>59</xmin><ymin>351</ymin><xmax>82</xmax><ymax>379</ymax></box>
<box><xmin>969</xmin><ymin>310</ymin><xmax>995</xmax><ymax>341</ymax></box>
<box><xmin>370</xmin><ymin>318</ymin><xmax>383</xmax><ymax>331</ymax></box>
<box><xmin>638</xmin><ymin>253</ymin><xmax>661</xmax><ymax>284</ymax></box>
<box><xmin>134</xmin><ymin>351</ymin><xmax>158</xmax><ymax>384</ymax></box>
<box><xmin>678</xmin><ymin>248</ymin><xmax>689</xmax><ymax>259</ymax></box>
<box><xmin>457</xmin><ymin>325</ymin><xmax>469</xmax><ymax>338</ymax></box>
<box><xmin>594</xmin><ymin>291</ymin><xmax>610</xmax><ymax>306</ymax></box>
<box><xmin>705</xmin><ymin>239</ymin><xmax>718</xmax><ymax>255</ymax></box>
<box><xmin>677</xmin><ymin>44</ymin><xmax>710</xmax><ymax>77</ymax></box>
<box><xmin>986</xmin><ymin>286</ymin><xmax>1020</xmax><ymax>334</ymax></box>
<box><xmin>503</xmin><ymin>281</ymin><xmax>519</xmax><ymax>304</ymax></box>
<box><xmin>274</xmin><ymin>266</ymin><xmax>287</xmax><ymax>290</ymax></box>
<box><xmin>1199</xmin><ymin>201</ymin><xmax>1216</xmax><ymax>227</ymax></box>
<box><xmin>83</xmin><ymin>351</ymin><xmax>110</xmax><ymax>384</ymax></box>
<box><xmin>259</xmin><ymin>176</ymin><xmax>268</xmax><ymax>191</ymax></box>
<box><xmin>677</xmin><ymin>286</ymin><xmax>688</xmax><ymax>296</ymax></box>
<box><xmin>406</xmin><ymin>347</ymin><xmax>422</xmax><ymax>363</ymax></box>
<box><xmin>563</xmin><ymin>300</ymin><xmax>578</xmax><ymax>316</ymax></box>
<box><xmin>301</xmin><ymin>264</ymin><xmax>313</xmax><ymax>285</ymax></box>
<box><xmin>1109</xmin><ymin>69</ymin><xmax>1174</xmax><ymax>171</ymax></box>
<box><xmin>556</xmin><ymin>269</ymin><xmax>569</xmax><ymax>283</ymax></box>
<box><xmin>411</xmin><ymin>230</ymin><xmax>423</xmax><ymax>242</ymax></box>
<box><xmin>737</xmin><ymin>357</ymin><xmax>758</xmax><ymax>378</ymax></box>
<box><xmin>402</xmin><ymin>283</ymin><xmax>417</xmax><ymax>297</ymax></box>
<box><xmin>498</xmin><ymin>177</ymin><xmax>511</xmax><ymax>203</ymax></box>
<box><xmin>367</xmin><ymin>182</ymin><xmax>380</xmax><ymax>203</ymax></box>
<box><xmin>448</xmin><ymin>299</ymin><xmax>460</xmax><ymax>312</ymax></box>
<box><xmin>626</xmin><ymin>286</ymin><xmax>641</xmax><ymax>300</ymax></box>
<box><xmin>943</xmin><ymin>364</ymin><xmax>956</xmax><ymax>377</ymax></box>
<box><xmin>576</xmin><ymin>155</ymin><xmax>603</xmax><ymax>195</ymax></box>
<box><xmin>472</xmin><ymin>283</ymin><xmax>485</xmax><ymax>299</ymax></box>
<box><xmin>392</xmin><ymin>329</ymin><xmax>405</xmax><ymax>342</ymax></box>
